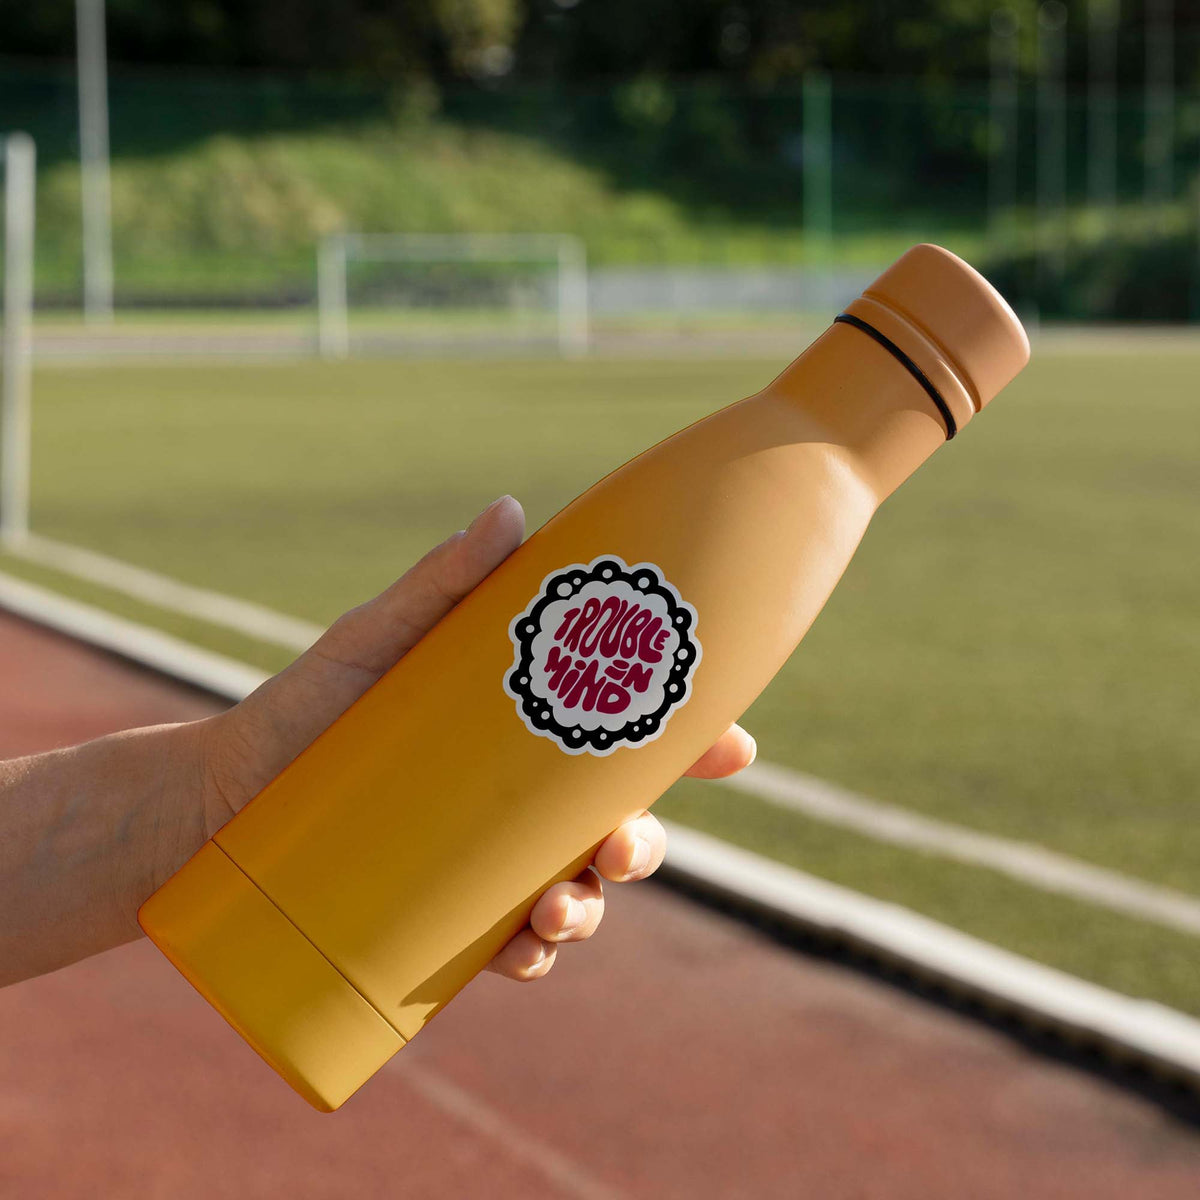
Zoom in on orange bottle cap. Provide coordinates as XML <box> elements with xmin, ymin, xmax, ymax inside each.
<box><xmin>860</xmin><ymin>243</ymin><xmax>1030</xmax><ymax>414</ymax></box>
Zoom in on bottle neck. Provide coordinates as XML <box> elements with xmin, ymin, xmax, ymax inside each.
<box><xmin>765</xmin><ymin>317</ymin><xmax>964</xmax><ymax>502</ymax></box>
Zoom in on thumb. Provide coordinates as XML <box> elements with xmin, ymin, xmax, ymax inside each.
<box><xmin>213</xmin><ymin>496</ymin><xmax>525</xmax><ymax>809</ymax></box>
<box><xmin>315</xmin><ymin>494</ymin><xmax>526</xmax><ymax>680</ymax></box>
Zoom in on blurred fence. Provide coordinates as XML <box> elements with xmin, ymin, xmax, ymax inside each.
<box><xmin>3</xmin><ymin>57</ymin><xmax>1200</xmax><ymax>320</ymax></box>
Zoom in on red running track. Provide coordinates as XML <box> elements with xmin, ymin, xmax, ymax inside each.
<box><xmin>1</xmin><ymin>608</ymin><xmax>1199</xmax><ymax>1199</ymax></box>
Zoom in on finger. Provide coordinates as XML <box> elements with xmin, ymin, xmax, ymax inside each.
<box><xmin>529</xmin><ymin>870</ymin><xmax>605</xmax><ymax>943</ymax></box>
<box><xmin>486</xmin><ymin>928</ymin><xmax>557</xmax><ymax>981</ymax></box>
<box><xmin>684</xmin><ymin>723</ymin><xmax>757</xmax><ymax>779</ymax></box>
<box><xmin>225</xmin><ymin>497</ymin><xmax>526</xmax><ymax>788</ymax></box>
<box><xmin>593</xmin><ymin>811</ymin><xmax>666</xmax><ymax>882</ymax></box>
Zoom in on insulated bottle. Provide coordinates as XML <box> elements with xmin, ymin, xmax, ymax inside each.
<box><xmin>139</xmin><ymin>243</ymin><xmax>1030</xmax><ymax>1111</ymax></box>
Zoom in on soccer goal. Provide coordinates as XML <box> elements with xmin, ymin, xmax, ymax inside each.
<box><xmin>316</xmin><ymin>232</ymin><xmax>589</xmax><ymax>360</ymax></box>
<box><xmin>1</xmin><ymin>132</ymin><xmax>35</xmax><ymax>545</ymax></box>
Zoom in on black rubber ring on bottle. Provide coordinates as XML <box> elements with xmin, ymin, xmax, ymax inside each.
<box><xmin>833</xmin><ymin>312</ymin><xmax>958</xmax><ymax>440</ymax></box>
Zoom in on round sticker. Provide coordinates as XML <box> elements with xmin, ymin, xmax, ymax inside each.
<box><xmin>504</xmin><ymin>555</ymin><xmax>702</xmax><ymax>756</ymax></box>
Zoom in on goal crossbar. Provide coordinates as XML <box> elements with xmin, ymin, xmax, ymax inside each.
<box><xmin>316</xmin><ymin>232</ymin><xmax>588</xmax><ymax>360</ymax></box>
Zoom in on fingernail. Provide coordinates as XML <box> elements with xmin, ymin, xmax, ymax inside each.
<box><xmin>627</xmin><ymin>836</ymin><xmax>652</xmax><ymax>878</ymax></box>
<box><xmin>746</xmin><ymin>734</ymin><xmax>758</xmax><ymax>766</ymax></box>
<box><xmin>561</xmin><ymin>896</ymin><xmax>587</xmax><ymax>932</ymax></box>
<box><xmin>469</xmin><ymin>495</ymin><xmax>509</xmax><ymax>530</ymax></box>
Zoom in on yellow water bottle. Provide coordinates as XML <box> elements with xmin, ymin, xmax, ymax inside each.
<box><xmin>139</xmin><ymin>244</ymin><xmax>1030</xmax><ymax>1111</ymax></box>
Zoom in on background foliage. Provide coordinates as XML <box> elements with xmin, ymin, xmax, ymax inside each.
<box><xmin>5</xmin><ymin>1</ymin><xmax>1196</xmax><ymax>86</ymax></box>
<box><xmin>5</xmin><ymin>1</ymin><xmax>1200</xmax><ymax>317</ymax></box>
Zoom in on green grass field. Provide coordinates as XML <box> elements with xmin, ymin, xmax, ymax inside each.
<box><xmin>4</xmin><ymin>343</ymin><xmax>1198</xmax><ymax>1012</ymax></box>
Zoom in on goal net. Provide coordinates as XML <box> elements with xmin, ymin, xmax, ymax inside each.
<box><xmin>316</xmin><ymin>233</ymin><xmax>588</xmax><ymax>359</ymax></box>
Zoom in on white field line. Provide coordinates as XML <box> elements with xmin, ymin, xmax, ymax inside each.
<box><xmin>660</xmin><ymin>822</ymin><xmax>1200</xmax><ymax>1085</ymax></box>
<box><xmin>725</xmin><ymin>762</ymin><xmax>1200</xmax><ymax>938</ymax></box>
<box><xmin>1033</xmin><ymin>326</ymin><xmax>1200</xmax><ymax>356</ymax></box>
<box><xmin>6</xmin><ymin>536</ymin><xmax>1200</xmax><ymax>939</ymax></box>
<box><xmin>397</xmin><ymin>1060</ymin><xmax>624</xmax><ymax>1200</ymax></box>
<box><xmin>7</xmin><ymin>532</ymin><xmax>322</xmax><ymax>651</ymax></box>
<box><xmin>4</xmin><ymin>565</ymin><xmax>1200</xmax><ymax>1084</ymax></box>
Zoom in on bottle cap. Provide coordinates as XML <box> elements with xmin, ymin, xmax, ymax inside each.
<box><xmin>860</xmin><ymin>243</ymin><xmax>1029</xmax><ymax>414</ymax></box>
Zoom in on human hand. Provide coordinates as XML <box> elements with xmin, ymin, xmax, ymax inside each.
<box><xmin>200</xmin><ymin>496</ymin><xmax>756</xmax><ymax>981</ymax></box>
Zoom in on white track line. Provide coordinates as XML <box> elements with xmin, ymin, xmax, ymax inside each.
<box><xmin>725</xmin><ymin>762</ymin><xmax>1200</xmax><ymax>938</ymax></box>
<box><xmin>4</xmin><ymin>565</ymin><xmax>1200</xmax><ymax>1085</ymax></box>
<box><xmin>660</xmin><ymin>823</ymin><xmax>1200</xmax><ymax>1085</ymax></box>
<box><xmin>7</xmin><ymin>533</ymin><xmax>322</xmax><ymax>651</ymax></box>
<box><xmin>398</xmin><ymin>1060</ymin><xmax>624</xmax><ymax>1200</ymax></box>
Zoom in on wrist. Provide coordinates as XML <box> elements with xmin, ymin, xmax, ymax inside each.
<box><xmin>193</xmin><ymin>710</ymin><xmax>245</xmax><ymax>842</ymax></box>
<box><xmin>139</xmin><ymin>719</ymin><xmax>216</xmax><ymax>898</ymax></box>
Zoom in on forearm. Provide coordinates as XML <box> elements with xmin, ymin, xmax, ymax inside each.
<box><xmin>0</xmin><ymin>720</ymin><xmax>210</xmax><ymax>988</ymax></box>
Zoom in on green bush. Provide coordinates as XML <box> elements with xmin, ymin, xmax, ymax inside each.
<box><xmin>984</xmin><ymin>227</ymin><xmax>1200</xmax><ymax>322</ymax></box>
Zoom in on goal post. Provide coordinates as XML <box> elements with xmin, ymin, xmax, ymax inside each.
<box><xmin>316</xmin><ymin>232</ymin><xmax>589</xmax><ymax>360</ymax></box>
<box><xmin>2</xmin><ymin>132</ymin><xmax>35</xmax><ymax>546</ymax></box>
<box><xmin>316</xmin><ymin>233</ymin><xmax>350</xmax><ymax>360</ymax></box>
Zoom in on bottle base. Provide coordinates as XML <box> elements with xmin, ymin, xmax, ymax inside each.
<box><xmin>138</xmin><ymin>840</ymin><xmax>405</xmax><ymax>1112</ymax></box>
